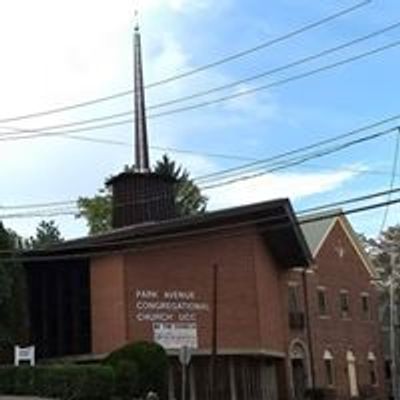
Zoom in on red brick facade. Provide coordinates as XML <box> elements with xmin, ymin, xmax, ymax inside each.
<box><xmin>89</xmin><ymin>216</ymin><xmax>385</xmax><ymax>399</ymax></box>
<box><xmin>284</xmin><ymin>218</ymin><xmax>385</xmax><ymax>399</ymax></box>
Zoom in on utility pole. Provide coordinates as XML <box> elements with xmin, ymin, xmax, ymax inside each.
<box><xmin>302</xmin><ymin>269</ymin><xmax>316</xmax><ymax>396</ymax></box>
<box><xmin>375</xmin><ymin>252</ymin><xmax>400</xmax><ymax>400</ymax></box>
<box><xmin>389</xmin><ymin>252</ymin><xmax>399</xmax><ymax>400</ymax></box>
<box><xmin>390</xmin><ymin>274</ymin><xmax>397</xmax><ymax>400</ymax></box>
<box><xmin>210</xmin><ymin>263</ymin><xmax>219</xmax><ymax>400</ymax></box>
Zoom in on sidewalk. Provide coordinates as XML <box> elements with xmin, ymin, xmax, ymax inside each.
<box><xmin>0</xmin><ymin>397</ymin><xmax>55</xmax><ymax>400</ymax></box>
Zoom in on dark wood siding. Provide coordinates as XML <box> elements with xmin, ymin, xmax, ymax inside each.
<box><xmin>25</xmin><ymin>258</ymin><xmax>91</xmax><ymax>359</ymax></box>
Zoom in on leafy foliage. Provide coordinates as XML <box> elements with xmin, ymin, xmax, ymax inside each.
<box><xmin>77</xmin><ymin>188</ymin><xmax>113</xmax><ymax>235</ymax></box>
<box><xmin>113</xmin><ymin>360</ymin><xmax>139</xmax><ymax>400</ymax></box>
<box><xmin>0</xmin><ymin>365</ymin><xmax>115</xmax><ymax>400</ymax></box>
<box><xmin>154</xmin><ymin>154</ymin><xmax>207</xmax><ymax>217</ymax></box>
<box><xmin>76</xmin><ymin>155</ymin><xmax>207</xmax><ymax>235</ymax></box>
<box><xmin>104</xmin><ymin>341</ymin><xmax>168</xmax><ymax>399</ymax></box>
<box><xmin>0</xmin><ymin>223</ymin><xmax>27</xmax><ymax>359</ymax></box>
<box><xmin>361</xmin><ymin>225</ymin><xmax>400</xmax><ymax>326</ymax></box>
<box><xmin>26</xmin><ymin>220</ymin><xmax>64</xmax><ymax>249</ymax></box>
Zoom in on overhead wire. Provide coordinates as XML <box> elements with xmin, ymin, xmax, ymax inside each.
<box><xmin>0</xmin><ymin>0</ymin><xmax>371</xmax><ymax>124</ymax></box>
<box><xmin>195</xmin><ymin>115</ymin><xmax>400</xmax><ymax>183</ymax></box>
<box><xmin>0</xmin><ymin>36</ymin><xmax>398</xmax><ymax>145</ymax></box>
<box><xmin>2</xmin><ymin>17</ymin><xmax>399</xmax><ymax>138</ymax></box>
<box><xmin>0</xmin><ymin>194</ymin><xmax>399</xmax><ymax>262</ymax></box>
<box><xmin>379</xmin><ymin>128</ymin><xmax>400</xmax><ymax>232</ymax></box>
<box><xmin>2</xmin><ymin>30</ymin><xmax>400</xmax><ymax>142</ymax></box>
<box><xmin>0</xmin><ymin>125</ymin><xmax>398</xmax><ymax>218</ymax></box>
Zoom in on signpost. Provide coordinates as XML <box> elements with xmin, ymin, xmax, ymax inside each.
<box><xmin>179</xmin><ymin>346</ymin><xmax>192</xmax><ymax>400</ymax></box>
<box><xmin>14</xmin><ymin>345</ymin><xmax>35</xmax><ymax>366</ymax></box>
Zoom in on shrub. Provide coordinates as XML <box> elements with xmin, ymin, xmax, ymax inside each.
<box><xmin>0</xmin><ymin>364</ymin><xmax>114</xmax><ymax>400</ymax></box>
<box><xmin>0</xmin><ymin>366</ymin><xmax>17</xmax><ymax>395</ymax></box>
<box><xmin>14</xmin><ymin>366</ymin><xmax>36</xmax><ymax>395</ymax></box>
<box><xmin>114</xmin><ymin>360</ymin><xmax>138</xmax><ymax>400</ymax></box>
<box><xmin>36</xmin><ymin>365</ymin><xmax>114</xmax><ymax>400</ymax></box>
<box><xmin>105</xmin><ymin>341</ymin><xmax>168</xmax><ymax>399</ymax></box>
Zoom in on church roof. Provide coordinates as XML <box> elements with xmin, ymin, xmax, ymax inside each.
<box><xmin>24</xmin><ymin>198</ymin><xmax>313</xmax><ymax>269</ymax></box>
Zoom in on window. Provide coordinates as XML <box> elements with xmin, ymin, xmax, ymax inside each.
<box><xmin>317</xmin><ymin>288</ymin><xmax>328</xmax><ymax>316</ymax></box>
<box><xmin>288</xmin><ymin>284</ymin><xmax>302</xmax><ymax>313</ymax></box>
<box><xmin>288</xmin><ymin>284</ymin><xmax>305</xmax><ymax>330</ymax></box>
<box><xmin>368</xmin><ymin>352</ymin><xmax>378</xmax><ymax>386</ymax></box>
<box><xmin>361</xmin><ymin>293</ymin><xmax>371</xmax><ymax>320</ymax></box>
<box><xmin>385</xmin><ymin>360</ymin><xmax>392</xmax><ymax>380</ymax></box>
<box><xmin>340</xmin><ymin>291</ymin><xmax>350</xmax><ymax>318</ymax></box>
<box><xmin>323</xmin><ymin>350</ymin><xmax>334</xmax><ymax>387</ymax></box>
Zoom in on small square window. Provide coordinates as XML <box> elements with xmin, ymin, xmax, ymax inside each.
<box><xmin>340</xmin><ymin>291</ymin><xmax>350</xmax><ymax>318</ymax></box>
<box><xmin>317</xmin><ymin>288</ymin><xmax>328</xmax><ymax>316</ymax></box>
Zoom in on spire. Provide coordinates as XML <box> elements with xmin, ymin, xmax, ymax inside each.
<box><xmin>133</xmin><ymin>5</ymin><xmax>150</xmax><ymax>173</ymax></box>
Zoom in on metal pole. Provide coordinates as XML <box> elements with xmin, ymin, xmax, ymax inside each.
<box><xmin>302</xmin><ymin>269</ymin><xmax>316</xmax><ymax>396</ymax></box>
<box><xmin>181</xmin><ymin>362</ymin><xmax>187</xmax><ymax>400</ymax></box>
<box><xmin>210</xmin><ymin>263</ymin><xmax>218</xmax><ymax>400</ymax></box>
<box><xmin>390</xmin><ymin>273</ymin><xmax>397</xmax><ymax>400</ymax></box>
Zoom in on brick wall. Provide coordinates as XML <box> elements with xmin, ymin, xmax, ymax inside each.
<box><xmin>284</xmin><ymin>219</ymin><xmax>386</xmax><ymax>399</ymax></box>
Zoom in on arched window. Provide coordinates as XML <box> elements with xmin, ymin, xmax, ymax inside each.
<box><xmin>368</xmin><ymin>352</ymin><xmax>378</xmax><ymax>386</ymax></box>
<box><xmin>290</xmin><ymin>341</ymin><xmax>309</xmax><ymax>400</ymax></box>
<box><xmin>323</xmin><ymin>350</ymin><xmax>334</xmax><ymax>386</ymax></box>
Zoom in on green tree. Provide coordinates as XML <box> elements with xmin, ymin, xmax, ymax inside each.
<box><xmin>76</xmin><ymin>155</ymin><xmax>207</xmax><ymax>235</ymax></box>
<box><xmin>0</xmin><ymin>222</ymin><xmax>27</xmax><ymax>359</ymax></box>
<box><xmin>27</xmin><ymin>220</ymin><xmax>64</xmax><ymax>249</ymax></box>
<box><xmin>76</xmin><ymin>188</ymin><xmax>113</xmax><ymax>236</ymax></box>
<box><xmin>154</xmin><ymin>154</ymin><xmax>207</xmax><ymax>217</ymax></box>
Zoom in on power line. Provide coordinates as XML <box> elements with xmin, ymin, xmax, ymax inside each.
<box><xmin>0</xmin><ymin>1</ymin><xmax>371</xmax><ymax>124</ymax></box>
<box><xmin>0</xmin><ymin>125</ymin><xmax>397</xmax><ymax>217</ymax></box>
<box><xmin>2</xmin><ymin>17</ymin><xmax>398</xmax><ymax>138</ymax></box>
<box><xmin>0</xmin><ymin>120</ymin><xmax>398</xmax><ymax>215</ymax></box>
<box><xmin>0</xmin><ymin>194</ymin><xmax>398</xmax><ymax>262</ymax></box>
<box><xmin>194</xmin><ymin>114</ymin><xmax>400</xmax><ymax>183</ymax></box>
<box><xmin>148</xmin><ymin>39</ymin><xmax>400</xmax><ymax>121</ymax></box>
<box><xmin>199</xmin><ymin>127</ymin><xmax>398</xmax><ymax>189</ymax></box>
<box><xmin>380</xmin><ymin>128</ymin><xmax>400</xmax><ymax>231</ymax></box>
<box><xmin>3</xmin><ymin>182</ymin><xmax>400</xmax><ymax>219</ymax></box>
<box><xmin>0</xmin><ymin>22</ymin><xmax>400</xmax><ymax>141</ymax></box>
<box><xmin>2</xmin><ymin>36</ymin><xmax>398</xmax><ymax>144</ymax></box>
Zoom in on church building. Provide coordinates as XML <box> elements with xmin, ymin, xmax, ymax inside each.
<box><xmin>23</xmin><ymin>14</ymin><xmax>386</xmax><ymax>400</ymax></box>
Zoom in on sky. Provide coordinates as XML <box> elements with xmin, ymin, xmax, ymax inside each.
<box><xmin>0</xmin><ymin>0</ymin><xmax>400</xmax><ymax>240</ymax></box>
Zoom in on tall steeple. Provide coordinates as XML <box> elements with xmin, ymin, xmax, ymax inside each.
<box><xmin>133</xmin><ymin>8</ymin><xmax>150</xmax><ymax>173</ymax></box>
<box><xmin>106</xmin><ymin>4</ymin><xmax>178</xmax><ymax>228</ymax></box>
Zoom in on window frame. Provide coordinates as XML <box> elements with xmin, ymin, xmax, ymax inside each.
<box><xmin>361</xmin><ymin>292</ymin><xmax>371</xmax><ymax>321</ymax></box>
<box><xmin>323</xmin><ymin>350</ymin><xmax>335</xmax><ymax>387</ymax></box>
<box><xmin>288</xmin><ymin>282</ymin><xmax>302</xmax><ymax>313</ymax></box>
<box><xmin>317</xmin><ymin>286</ymin><xmax>329</xmax><ymax>317</ymax></box>
<box><xmin>368</xmin><ymin>352</ymin><xmax>378</xmax><ymax>386</ymax></box>
<box><xmin>339</xmin><ymin>290</ymin><xmax>351</xmax><ymax>319</ymax></box>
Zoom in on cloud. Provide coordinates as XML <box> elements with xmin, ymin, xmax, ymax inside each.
<box><xmin>207</xmin><ymin>169</ymin><xmax>358</xmax><ymax>210</ymax></box>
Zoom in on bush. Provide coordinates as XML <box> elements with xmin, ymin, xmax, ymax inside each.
<box><xmin>105</xmin><ymin>341</ymin><xmax>168</xmax><ymax>399</ymax></box>
<box><xmin>14</xmin><ymin>366</ymin><xmax>36</xmax><ymax>395</ymax></box>
<box><xmin>0</xmin><ymin>364</ymin><xmax>114</xmax><ymax>400</ymax></box>
<box><xmin>114</xmin><ymin>361</ymin><xmax>139</xmax><ymax>400</ymax></box>
<box><xmin>0</xmin><ymin>366</ymin><xmax>17</xmax><ymax>395</ymax></box>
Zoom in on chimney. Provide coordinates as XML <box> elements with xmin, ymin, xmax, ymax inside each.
<box><xmin>107</xmin><ymin>11</ymin><xmax>177</xmax><ymax>228</ymax></box>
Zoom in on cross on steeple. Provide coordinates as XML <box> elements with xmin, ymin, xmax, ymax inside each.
<box><xmin>133</xmin><ymin>4</ymin><xmax>150</xmax><ymax>173</ymax></box>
